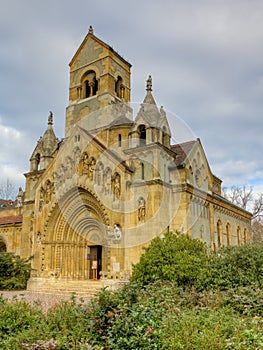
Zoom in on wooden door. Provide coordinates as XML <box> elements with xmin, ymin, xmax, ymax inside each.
<box><xmin>89</xmin><ymin>245</ymin><xmax>102</xmax><ymax>279</ymax></box>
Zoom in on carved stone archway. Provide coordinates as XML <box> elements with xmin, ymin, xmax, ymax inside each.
<box><xmin>41</xmin><ymin>187</ymin><xmax>109</xmax><ymax>280</ymax></box>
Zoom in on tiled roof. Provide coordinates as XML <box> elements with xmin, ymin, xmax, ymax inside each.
<box><xmin>0</xmin><ymin>214</ymin><xmax>22</xmax><ymax>225</ymax></box>
<box><xmin>0</xmin><ymin>199</ymin><xmax>16</xmax><ymax>210</ymax></box>
<box><xmin>171</xmin><ymin>140</ymin><xmax>196</xmax><ymax>166</ymax></box>
<box><xmin>109</xmin><ymin>116</ymin><xmax>133</xmax><ymax>127</ymax></box>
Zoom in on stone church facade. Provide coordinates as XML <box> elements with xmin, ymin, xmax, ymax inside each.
<box><xmin>0</xmin><ymin>27</ymin><xmax>252</xmax><ymax>291</ymax></box>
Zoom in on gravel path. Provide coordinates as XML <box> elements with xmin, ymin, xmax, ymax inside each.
<box><xmin>0</xmin><ymin>291</ymin><xmax>92</xmax><ymax>313</ymax></box>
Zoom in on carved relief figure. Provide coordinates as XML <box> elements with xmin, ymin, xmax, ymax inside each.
<box><xmin>112</xmin><ymin>173</ymin><xmax>121</xmax><ymax>200</ymax></box>
<box><xmin>113</xmin><ymin>224</ymin><xmax>122</xmax><ymax>240</ymax></box>
<box><xmin>138</xmin><ymin>197</ymin><xmax>146</xmax><ymax>222</ymax></box>
<box><xmin>65</xmin><ymin>156</ymin><xmax>74</xmax><ymax>179</ymax></box>
<box><xmin>45</xmin><ymin>180</ymin><xmax>53</xmax><ymax>204</ymax></box>
<box><xmin>79</xmin><ymin>152</ymin><xmax>89</xmax><ymax>175</ymax></box>
<box><xmin>89</xmin><ymin>157</ymin><xmax>96</xmax><ymax>181</ymax></box>
<box><xmin>104</xmin><ymin>168</ymin><xmax>112</xmax><ymax>195</ymax></box>
<box><xmin>74</xmin><ymin>147</ymin><xmax>81</xmax><ymax>171</ymax></box>
<box><xmin>96</xmin><ymin>162</ymin><xmax>104</xmax><ymax>185</ymax></box>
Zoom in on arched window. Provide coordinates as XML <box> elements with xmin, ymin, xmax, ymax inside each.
<box><xmin>35</xmin><ymin>153</ymin><xmax>40</xmax><ymax>171</ymax></box>
<box><xmin>118</xmin><ymin>134</ymin><xmax>122</xmax><ymax>147</ymax></box>
<box><xmin>217</xmin><ymin>220</ymin><xmax>222</xmax><ymax>248</ymax></box>
<box><xmin>115</xmin><ymin>76</ymin><xmax>124</xmax><ymax>99</ymax></box>
<box><xmin>226</xmin><ymin>223</ymin><xmax>231</xmax><ymax>246</ymax></box>
<box><xmin>244</xmin><ymin>228</ymin><xmax>247</xmax><ymax>244</ymax></box>
<box><xmin>237</xmin><ymin>226</ymin><xmax>241</xmax><ymax>246</ymax></box>
<box><xmin>82</xmin><ymin>70</ymin><xmax>98</xmax><ymax>98</ymax></box>
<box><xmin>138</xmin><ymin>125</ymin><xmax>146</xmax><ymax>146</ymax></box>
<box><xmin>141</xmin><ymin>162</ymin><xmax>145</xmax><ymax>180</ymax></box>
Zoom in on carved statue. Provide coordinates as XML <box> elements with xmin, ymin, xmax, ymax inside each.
<box><xmin>113</xmin><ymin>173</ymin><xmax>120</xmax><ymax>200</ymax></box>
<box><xmin>107</xmin><ymin>224</ymin><xmax>122</xmax><ymax>242</ymax></box>
<box><xmin>113</xmin><ymin>224</ymin><xmax>122</xmax><ymax>240</ymax></box>
<box><xmin>138</xmin><ymin>197</ymin><xmax>146</xmax><ymax>222</ymax></box>
<box><xmin>45</xmin><ymin>180</ymin><xmax>53</xmax><ymax>204</ymax></box>
<box><xmin>104</xmin><ymin>168</ymin><xmax>112</xmax><ymax>195</ymax></box>
<box><xmin>88</xmin><ymin>158</ymin><xmax>96</xmax><ymax>181</ymax></box>
<box><xmin>16</xmin><ymin>187</ymin><xmax>24</xmax><ymax>208</ymax></box>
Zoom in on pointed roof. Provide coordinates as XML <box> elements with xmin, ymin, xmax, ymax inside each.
<box><xmin>69</xmin><ymin>26</ymin><xmax>132</xmax><ymax>67</ymax></box>
<box><xmin>30</xmin><ymin>112</ymin><xmax>58</xmax><ymax>159</ymax></box>
<box><xmin>40</xmin><ymin>112</ymin><xmax>58</xmax><ymax>155</ymax></box>
<box><xmin>142</xmin><ymin>75</ymin><xmax>157</xmax><ymax>105</ymax></box>
<box><xmin>134</xmin><ymin>76</ymin><xmax>160</xmax><ymax>127</ymax></box>
<box><xmin>133</xmin><ymin>76</ymin><xmax>171</xmax><ymax>136</ymax></box>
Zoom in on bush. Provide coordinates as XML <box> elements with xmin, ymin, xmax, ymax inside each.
<box><xmin>161</xmin><ymin>306</ymin><xmax>263</xmax><ymax>350</ymax></box>
<box><xmin>0</xmin><ymin>253</ymin><xmax>32</xmax><ymax>290</ymax></box>
<box><xmin>131</xmin><ymin>232</ymin><xmax>208</xmax><ymax>287</ymax></box>
<box><xmin>200</xmin><ymin>243</ymin><xmax>263</xmax><ymax>291</ymax></box>
<box><xmin>0</xmin><ymin>297</ymin><xmax>45</xmax><ymax>349</ymax></box>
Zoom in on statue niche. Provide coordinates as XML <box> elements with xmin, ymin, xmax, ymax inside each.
<box><xmin>138</xmin><ymin>197</ymin><xmax>146</xmax><ymax>222</ymax></box>
<box><xmin>112</xmin><ymin>173</ymin><xmax>121</xmax><ymax>200</ymax></box>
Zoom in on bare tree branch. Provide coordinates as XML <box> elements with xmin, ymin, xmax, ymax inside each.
<box><xmin>223</xmin><ymin>184</ymin><xmax>263</xmax><ymax>219</ymax></box>
<box><xmin>0</xmin><ymin>178</ymin><xmax>16</xmax><ymax>200</ymax></box>
<box><xmin>253</xmin><ymin>193</ymin><xmax>263</xmax><ymax>219</ymax></box>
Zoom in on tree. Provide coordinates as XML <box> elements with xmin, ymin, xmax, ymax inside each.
<box><xmin>131</xmin><ymin>232</ymin><xmax>208</xmax><ymax>287</ymax></box>
<box><xmin>0</xmin><ymin>253</ymin><xmax>32</xmax><ymax>290</ymax></box>
<box><xmin>0</xmin><ymin>178</ymin><xmax>16</xmax><ymax>200</ymax></box>
<box><xmin>223</xmin><ymin>185</ymin><xmax>263</xmax><ymax>241</ymax></box>
<box><xmin>252</xmin><ymin>219</ymin><xmax>263</xmax><ymax>243</ymax></box>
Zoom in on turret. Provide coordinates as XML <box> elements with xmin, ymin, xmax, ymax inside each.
<box><xmin>129</xmin><ymin>76</ymin><xmax>171</xmax><ymax>148</ymax></box>
<box><xmin>30</xmin><ymin>112</ymin><xmax>59</xmax><ymax>172</ymax></box>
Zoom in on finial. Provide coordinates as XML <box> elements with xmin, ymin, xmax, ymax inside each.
<box><xmin>89</xmin><ymin>25</ymin><xmax>94</xmax><ymax>35</ymax></box>
<box><xmin>48</xmin><ymin>111</ymin><xmax>53</xmax><ymax>125</ymax></box>
<box><xmin>146</xmin><ymin>75</ymin><xmax>152</xmax><ymax>92</ymax></box>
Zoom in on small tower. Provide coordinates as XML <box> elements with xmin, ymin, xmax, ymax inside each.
<box><xmin>129</xmin><ymin>76</ymin><xmax>171</xmax><ymax>148</ymax></box>
<box><xmin>30</xmin><ymin>112</ymin><xmax>59</xmax><ymax>172</ymax></box>
<box><xmin>65</xmin><ymin>26</ymin><xmax>132</xmax><ymax>136</ymax></box>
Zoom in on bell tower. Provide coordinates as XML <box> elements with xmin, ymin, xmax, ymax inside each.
<box><xmin>65</xmin><ymin>26</ymin><xmax>131</xmax><ymax>136</ymax></box>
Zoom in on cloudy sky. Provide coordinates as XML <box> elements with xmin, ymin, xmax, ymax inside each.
<box><xmin>0</xmin><ymin>0</ymin><xmax>262</xmax><ymax>198</ymax></box>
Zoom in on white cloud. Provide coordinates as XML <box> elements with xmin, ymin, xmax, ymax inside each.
<box><xmin>0</xmin><ymin>0</ymin><xmax>262</xmax><ymax>195</ymax></box>
<box><xmin>0</xmin><ymin>119</ymin><xmax>32</xmax><ymax>188</ymax></box>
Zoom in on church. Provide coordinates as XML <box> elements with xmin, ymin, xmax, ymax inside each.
<box><xmin>0</xmin><ymin>27</ymin><xmax>252</xmax><ymax>292</ymax></box>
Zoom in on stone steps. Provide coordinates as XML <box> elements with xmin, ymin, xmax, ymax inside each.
<box><xmin>27</xmin><ymin>277</ymin><xmax>104</xmax><ymax>296</ymax></box>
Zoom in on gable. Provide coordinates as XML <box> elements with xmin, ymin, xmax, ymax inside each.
<box><xmin>69</xmin><ymin>30</ymin><xmax>131</xmax><ymax>70</ymax></box>
<box><xmin>183</xmin><ymin>139</ymin><xmax>214</xmax><ymax>192</ymax></box>
<box><xmin>70</xmin><ymin>35</ymin><xmax>104</xmax><ymax>70</ymax></box>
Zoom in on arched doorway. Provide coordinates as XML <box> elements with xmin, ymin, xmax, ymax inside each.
<box><xmin>42</xmin><ymin>187</ymin><xmax>109</xmax><ymax>280</ymax></box>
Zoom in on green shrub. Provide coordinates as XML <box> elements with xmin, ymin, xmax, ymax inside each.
<box><xmin>0</xmin><ymin>253</ymin><xmax>32</xmax><ymax>290</ymax></box>
<box><xmin>200</xmin><ymin>243</ymin><xmax>263</xmax><ymax>291</ymax></box>
<box><xmin>161</xmin><ymin>307</ymin><xmax>263</xmax><ymax>350</ymax></box>
<box><xmin>131</xmin><ymin>232</ymin><xmax>208</xmax><ymax>287</ymax></box>
<box><xmin>0</xmin><ymin>298</ymin><xmax>46</xmax><ymax>349</ymax></box>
